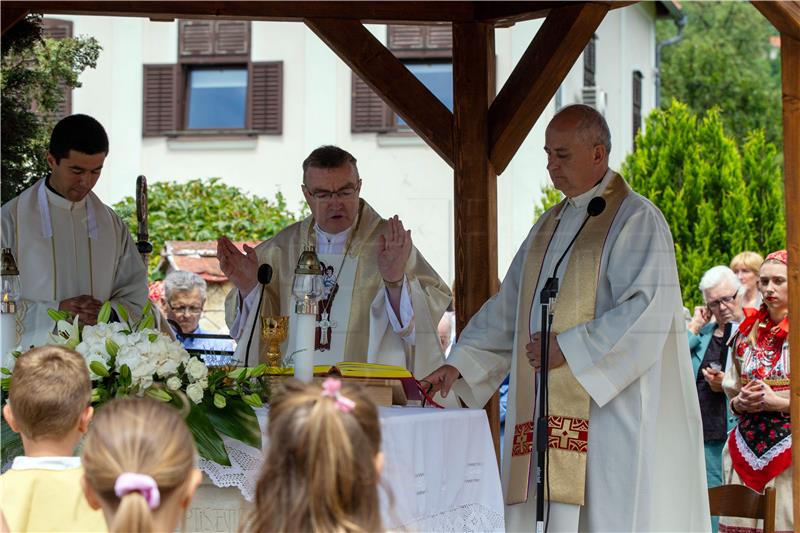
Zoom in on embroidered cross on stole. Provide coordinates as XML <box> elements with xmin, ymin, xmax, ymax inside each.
<box><xmin>507</xmin><ymin>173</ymin><xmax>630</xmax><ymax>507</ymax></box>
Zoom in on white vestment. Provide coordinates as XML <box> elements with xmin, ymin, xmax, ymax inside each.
<box><xmin>1</xmin><ymin>179</ymin><xmax>148</xmax><ymax>350</ymax></box>
<box><xmin>449</xmin><ymin>170</ymin><xmax>709</xmax><ymax>531</ymax></box>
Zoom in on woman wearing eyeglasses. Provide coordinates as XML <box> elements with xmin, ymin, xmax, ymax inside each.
<box><xmin>687</xmin><ymin>266</ymin><xmax>744</xmax><ymax>532</ymax></box>
<box><xmin>720</xmin><ymin>250</ymin><xmax>792</xmax><ymax>533</ymax></box>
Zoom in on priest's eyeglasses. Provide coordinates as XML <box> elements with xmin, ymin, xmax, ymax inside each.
<box><xmin>168</xmin><ymin>303</ymin><xmax>203</xmax><ymax>315</ymax></box>
<box><xmin>706</xmin><ymin>291</ymin><xmax>738</xmax><ymax>310</ymax></box>
<box><xmin>303</xmin><ymin>182</ymin><xmax>360</xmax><ymax>201</ymax></box>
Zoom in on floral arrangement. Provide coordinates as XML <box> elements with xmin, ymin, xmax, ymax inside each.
<box><xmin>1</xmin><ymin>302</ymin><xmax>268</xmax><ymax>466</ymax></box>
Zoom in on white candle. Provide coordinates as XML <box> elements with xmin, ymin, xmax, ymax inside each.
<box><xmin>294</xmin><ymin>313</ymin><xmax>315</xmax><ymax>383</ymax></box>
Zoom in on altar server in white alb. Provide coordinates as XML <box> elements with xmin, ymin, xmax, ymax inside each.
<box><xmin>218</xmin><ymin>145</ymin><xmax>452</xmax><ymax>385</ymax></box>
<box><xmin>423</xmin><ymin>105</ymin><xmax>710</xmax><ymax>531</ymax></box>
<box><xmin>1</xmin><ymin>114</ymin><xmax>148</xmax><ymax>350</ymax></box>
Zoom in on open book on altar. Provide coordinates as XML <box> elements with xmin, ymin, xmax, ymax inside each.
<box><xmin>266</xmin><ymin>362</ymin><xmax>423</xmax><ymax>406</ymax></box>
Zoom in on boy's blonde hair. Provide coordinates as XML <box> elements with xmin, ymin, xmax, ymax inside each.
<box><xmin>8</xmin><ymin>345</ymin><xmax>91</xmax><ymax>440</ymax></box>
<box><xmin>730</xmin><ymin>251</ymin><xmax>764</xmax><ymax>275</ymax></box>
<box><xmin>244</xmin><ymin>379</ymin><xmax>383</xmax><ymax>533</ymax></box>
<box><xmin>81</xmin><ymin>397</ymin><xmax>196</xmax><ymax>533</ymax></box>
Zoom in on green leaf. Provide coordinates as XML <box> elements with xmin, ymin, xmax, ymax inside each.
<box><xmin>187</xmin><ymin>403</ymin><xmax>231</xmax><ymax>465</ymax></box>
<box><xmin>105</xmin><ymin>339</ymin><xmax>119</xmax><ymax>358</ymax></box>
<box><xmin>97</xmin><ymin>301</ymin><xmax>112</xmax><ymax>324</ymax></box>
<box><xmin>1</xmin><ymin>377</ymin><xmax>11</xmax><ymax>391</ymax></box>
<box><xmin>227</xmin><ymin>368</ymin><xmax>247</xmax><ymax>381</ymax></box>
<box><xmin>242</xmin><ymin>393</ymin><xmax>263</xmax><ymax>408</ymax></box>
<box><xmin>47</xmin><ymin>308</ymin><xmax>69</xmax><ymax>322</ymax></box>
<box><xmin>0</xmin><ymin>368</ymin><xmax>11</xmax><ymax>375</ymax></box>
<box><xmin>137</xmin><ymin>314</ymin><xmax>155</xmax><ymax>331</ymax></box>
<box><xmin>204</xmin><ymin>397</ymin><xmax>261</xmax><ymax>449</ymax></box>
<box><xmin>115</xmin><ymin>303</ymin><xmax>129</xmax><ymax>324</ymax></box>
<box><xmin>88</xmin><ymin>361</ymin><xmax>109</xmax><ymax>378</ymax></box>
<box><xmin>148</xmin><ymin>333</ymin><xmax>158</xmax><ymax>342</ymax></box>
<box><xmin>91</xmin><ymin>388</ymin><xmax>101</xmax><ymax>403</ymax></box>
<box><xmin>145</xmin><ymin>388</ymin><xmax>172</xmax><ymax>402</ymax></box>
<box><xmin>213</xmin><ymin>392</ymin><xmax>227</xmax><ymax>409</ymax></box>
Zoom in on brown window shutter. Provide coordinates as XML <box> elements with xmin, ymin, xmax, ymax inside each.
<box><xmin>142</xmin><ymin>65</ymin><xmax>177</xmax><ymax>136</ymax></box>
<box><xmin>42</xmin><ymin>18</ymin><xmax>73</xmax><ymax>40</ymax></box>
<box><xmin>351</xmin><ymin>73</ymin><xmax>390</xmax><ymax>133</ymax></box>
<box><xmin>179</xmin><ymin>20</ymin><xmax>214</xmax><ymax>57</ymax></box>
<box><xmin>41</xmin><ymin>19</ymin><xmax>74</xmax><ymax>119</ymax></box>
<box><xmin>215</xmin><ymin>21</ymin><xmax>250</xmax><ymax>56</ymax></box>
<box><xmin>425</xmin><ymin>25</ymin><xmax>453</xmax><ymax>50</ymax></box>
<box><xmin>388</xmin><ymin>26</ymin><xmax>426</xmax><ymax>50</ymax></box>
<box><xmin>251</xmin><ymin>62</ymin><xmax>282</xmax><ymax>134</ymax></box>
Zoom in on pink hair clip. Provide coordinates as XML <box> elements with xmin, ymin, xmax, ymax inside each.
<box><xmin>114</xmin><ymin>472</ymin><xmax>161</xmax><ymax>510</ymax></box>
<box><xmin>321</xmin><ymin>377</ymin><xmax>356</xmax><ymax>413</ymax></box>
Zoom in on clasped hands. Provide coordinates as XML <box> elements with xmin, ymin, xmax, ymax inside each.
<box><xmin>216</xmin><ymin>215</ymin><xmax>412</xmax><ymax>295</ymax></box>
<box><xmin>732</xmin><ymin>379</ymin><xmax>789</xmax><ymax>414</ymax></box>
<box><xmin>59</xmin><ymin>295</ymin><xmax>103</xmax><ymax>325</ymax></box>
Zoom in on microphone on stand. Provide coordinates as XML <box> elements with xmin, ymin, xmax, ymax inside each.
<box><xmin>535</xmin><ymin>196</ymin><xmax>605</xmax><ymax>533</ymax></box>
<box><xmin>243</xmin><ymin>264</ymin><xmax>273</xmax><ymax>367</ymax></box>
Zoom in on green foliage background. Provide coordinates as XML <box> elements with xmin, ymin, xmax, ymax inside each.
<box><xmin>113</xmin><ymin>178</ymin><xmax>308</xmax><ymax>278</ymax></box>
<box><xmin>657</xmin><ymin>1</ymin><xmax>781</xmax><ymax>148</ymax></box>
<box><xmin>1</xmin><ymin>15</ymin><xmax>101</xmax><ymax>203</ymax></box>
<box><xmin>534</xmin><ymin>102</ymin><xmax>785</xmax><ymax>309</ymax></box>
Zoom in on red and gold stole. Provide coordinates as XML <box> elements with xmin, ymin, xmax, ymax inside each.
<box><xmin>506</xmin><ymin>173</ymin><xmax>629</xmax><ymax>506</ymax></box>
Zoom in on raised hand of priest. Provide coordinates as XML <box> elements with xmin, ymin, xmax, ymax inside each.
<box><xmin>377</xmin><ymin>215</ymin><xmax>412</xmax><ymax>284</ymax></box>
<box><xmin>217</xmin><ymin>236</ymin><xmax>258</xmax><ymax>294</ymax></box>
<box><xmin>59</xmin><ymin>295</ymin><xmax>103</xmax><ymax>325</ymax></box>
<box><xmin>527</xmin><ymin>331</ymin><xmax>565</xmax><ymax>371</ymax></box>
<box><xmin>420</xmin><ymin>364</ymin><xmax>461</xmax><ymax>398</ymax></box>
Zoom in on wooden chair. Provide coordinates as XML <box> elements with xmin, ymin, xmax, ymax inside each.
<box><xmin>708</xmin><ymin>484</ymin><xmax>776</xmax><ymax>533</ymax></box>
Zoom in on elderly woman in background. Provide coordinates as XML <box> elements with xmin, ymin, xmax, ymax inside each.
<box><xmin>730</xmin><ymin>251</ymin><xmax>764</xmax><ymax>309</ymax></box>
<box><xmin>720</xmin><ymin>250</ymin><xmax>792</xmax><ymax>533</ymax></box>
<box><xmin>687</xmin><ymin>266</ymin><xmax>743</xmax><ymax>533</ymax></box>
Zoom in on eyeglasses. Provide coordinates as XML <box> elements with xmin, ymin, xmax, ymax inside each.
<box><xmin>168</xmin><ymin>303</ymin><xmax>203</xmax><ymax>315</ymax></box>
<box><xmin>304</xmin><ymin>182</ymin><xmax>360</xmax><ymax>201</ymax></box>
<box><xmin>706</xmin><ymin>291</ymin><xmax>738</xmax><ymax>310</ymax></box>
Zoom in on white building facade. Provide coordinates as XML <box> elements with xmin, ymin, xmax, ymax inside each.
<box><xmin>45</xmin><ymin>2</ymin><xmax>678</xmax><ymax>284</ymax></box>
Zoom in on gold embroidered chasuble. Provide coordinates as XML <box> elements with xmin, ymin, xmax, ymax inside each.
<box><xmin>225</xmin><ymin>199</ymin><xmax>451</xmax><ymax>379</ymax></box>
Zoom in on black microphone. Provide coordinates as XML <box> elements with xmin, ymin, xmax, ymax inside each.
<box><xmin>243</xmin><ymin>264</ymin><xmax>273</xmax><ymax>367</ymax></box>
<box><xmin>541</xmin><ymin>197</ymin><xmax>606</xmax><ymax>301</ymax></box>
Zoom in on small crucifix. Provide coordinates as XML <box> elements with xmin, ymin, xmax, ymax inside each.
<box><xmin>318</xmin><ymin>311</ymin><xmax>338</xmax><ymax>345</ymax></box>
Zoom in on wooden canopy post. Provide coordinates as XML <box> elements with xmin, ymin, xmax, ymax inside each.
<box><xmin>780</xmin><ymin>31</ymin><xmax>800</xmax><ymax>529</ymax></box>
<box><xmin>452</xmin><ymin>21</ymin><xmax>500</xmax><ymax>460</ymax></box>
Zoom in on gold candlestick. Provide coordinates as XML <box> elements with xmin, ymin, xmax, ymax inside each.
<box><xmin>261</xmin><ymin>316</ymin><xmax>289</xmax><ymax>368</ymax></box>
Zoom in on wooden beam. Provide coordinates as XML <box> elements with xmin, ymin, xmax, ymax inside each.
<box><xmin>780</xmin><ymin>32</ymin><xmax>800</xmax><ymax>530</ymax></box>
<box><xmin>452</xmin><ymin>21</ymin><xmax>500</xmax><ymax>461</ymax></box>
<box><xmin>14</xmin><ymin>1</ymin><xmax>479</xmax><ymax>23</ymax></box>
<box><xmin>487</xmin><ymin>2</ymin><xmax>609</xmax><ymax>175</ymax></box>
<box><xmin>475</xmin><ymin>1</ymin><xmax>633</xmax><ymax>27</ymax></box>
<box><xmin>306</xmin><ymin>18</ymin><xmax>454</xmax><ymax>166</ymax></box>
<box><xmin>752</xmin><ymin>1</ymin><xmax>800</xmax><ymax>42</ymax></box>
<box><xmin>1</xmin><ymin>4</ymin><xmax>29</xmax><ymax>35</ymax></box>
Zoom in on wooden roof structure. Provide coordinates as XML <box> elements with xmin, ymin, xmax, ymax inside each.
<box><xmin>3</xmin><ymin>0</ymin><xmax>800</xmax><ymax>519</ymax></box>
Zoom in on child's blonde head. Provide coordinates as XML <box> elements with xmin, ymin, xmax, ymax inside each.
<box><xmin>81</xmin><ymin>397</ymin><xmax>198</xmax><ymax>533</ymax></box>
<box><xmin>7</xmin><ymin>345</ymin><xmax>91</xmax><ymax>440</ymax></box>
<box><xmin>244</xmin><ymin>379</ymin><xmax>383</xmax><ymax>533</ymax></box>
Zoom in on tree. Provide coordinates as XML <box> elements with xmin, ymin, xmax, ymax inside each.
<box><xmin>657</xmin><ymin>1</ymin><xmax>782</xmax><ymax>148</ymax></box>
<box><xmin>113</xmin><ymin>178</ymin><xmax>308</xmax><ymax>278</ymax></box>
<box><xmin>533</xmin><ymin>102</ymin><xmax>784</xmax><ymax>308</ymax></box>
<box><xmin>1</xmin><ymin>15</ymin><xmax>101</xmax><ymax>203</ymax></box>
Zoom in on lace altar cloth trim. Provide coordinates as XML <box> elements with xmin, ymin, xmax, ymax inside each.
<box><xmin>394</xmin><ymin>503</ymin><xmax>504</xmax><ymax>533</ymax></box>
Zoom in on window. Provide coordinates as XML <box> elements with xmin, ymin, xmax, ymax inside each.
<box><xmin>632</xmin><ymin>70</ymin><xmax>643</xmax><ymax>146</ymax></box>
<box><xmin>352</xmin><ymin>24</ymin><xmax>452</xmax><ymax>133</ymax></box>
<box><xmin>186</xmin><ymin>67</ymin><xmax>248</xmax><ymax>129</ymax></box>
<box><xmin>583</xmin><ymin>34</ymin><xmax>597</xmax><ymax>88</ymax></box>
<box><xmin>142</xmin><ymin>20</ymin><xmax>282</xmax><ymax>136</ymax></box>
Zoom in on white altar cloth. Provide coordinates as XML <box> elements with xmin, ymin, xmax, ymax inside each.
<box><xmin>189</xmin><ymin>406</ymin><xmax>505</xmax><ymax>532</ymax></box>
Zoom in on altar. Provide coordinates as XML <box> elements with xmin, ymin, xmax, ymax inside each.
<box><xmin>187</xmin><ymin>406</ymin><xmax>505</xmax><ymax>532</ymax></box>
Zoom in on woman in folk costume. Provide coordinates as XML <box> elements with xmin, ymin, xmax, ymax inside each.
<box><xmin>721</xmin><ymin>250</ymin><xmax>792</xmax><ymax>533</ymax></box>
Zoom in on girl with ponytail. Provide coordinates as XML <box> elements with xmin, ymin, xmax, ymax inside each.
<box><xmin>244</xmin><ymin>378</ymin><xmax>385</xmax><ymax>533</ymax></box>
<box><xmin>80</xmin><ymin>397</ymin><xmax>202</xmax><ymax>533</ymax></box>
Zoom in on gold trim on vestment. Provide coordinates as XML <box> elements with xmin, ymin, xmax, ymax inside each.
<box><xmin>506</xmin><ymin>173</ymin><xmax>630</xmax><ymax>506</ymax></box>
